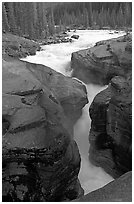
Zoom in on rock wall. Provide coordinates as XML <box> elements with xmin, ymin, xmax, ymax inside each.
<box><xmin>71</xmin><ymin>32</ymin><xmax>132</xmax><ymax>180</ymax></box>
<box><xmin>73</xmin><ymin>171</ymin><xmax>132</xmax><ymax>202</ymax></box>
<box><xmin>71</xmin><ymin>33</ymin><xmax>132</xmax><ymax>85</ymax></box>
<box><xmin>26</xmin><ymin>62</ymin><xmax>88</xmax><ymax>127</ymax></box>
<box><xmin>89</xmin><ymin>75</ymin><xmax>132</xmax><ymax>178</ymax></box>
<box><xmin>2</xmin><ymin>47</ymin><xmax>88</xmax><ymax>201</ymax></box>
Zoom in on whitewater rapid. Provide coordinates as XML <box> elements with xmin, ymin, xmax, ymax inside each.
<box><xmin>22</xmin><ymin>29</ymin><xmax>125</xmax><ymax>194</ymax></box>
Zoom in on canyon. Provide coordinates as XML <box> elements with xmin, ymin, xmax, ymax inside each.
<box><xmin>2</xmin><ymin>30</ymin><xmax>132</xmax><ymax>201</ymax></box>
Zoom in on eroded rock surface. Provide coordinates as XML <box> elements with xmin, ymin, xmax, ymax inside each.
<box><xmin>71</xmin><ymin>33</ymin><xmax>132</xmax><ymax>85</ymax></box>
<box><xmin>2</xmin><ymin>55</ymin><xmax>87</xmax><ymax>201</ymax></box>
<box><xmin>89</xmin><ymin>75</ymin><xmax>132</xmax><ymax>178</ymax></box>
<box><xmin>2</xmin><ymin>33</ymin><xmax>40</xmax><ymax>59</ymax></box>
<box><xmin>25</xmin><ymin>62</ymin><xmax>88</xmax><ymax>126</ymax></box>
<box><xmin>73</xmin><ymin>171</ymin><xmax>132</xmax><ymax>202</ymax></box>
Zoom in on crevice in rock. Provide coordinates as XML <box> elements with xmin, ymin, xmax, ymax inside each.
<box><xmin>2</xmin><ymin>115</ymin><xmax>10</xmax><ymax>135</ymax></box>
<box><xmin>8</xmin><ymin>119</ymin><xmax>57</xmax><ymax>134</ymax></box>
<box><xmin>7</xmin><ymin>88</ymin><xmax>43</xmax><ymax>96</ymax></box>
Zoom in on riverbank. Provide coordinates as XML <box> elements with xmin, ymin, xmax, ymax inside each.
<box><xmin>2</xmin><ymin>31</ymin><xmax>88</xmax><ymax>201</ymax></box>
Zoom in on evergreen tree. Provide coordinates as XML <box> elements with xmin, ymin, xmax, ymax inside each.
<box><xmin>22</xmin><ymin>3</ymin><xmax>35</xmax><ymax>38</ymax></box>
<box><xmin>51</xmin><ymin>7</ymin><xmax>55</xmax><ymax>34</ymax></box>
<box><xmin>5</xmin><ymin>2</ymin><xmax>17</xmax><ymax>33</ymax></box>
<box><xmin>83</xmin><ymin>8</ymin><xmax>89</xmax><ymax>28</ymax></box>
<box><xmin>106</xmin><ymin>8</ymin><xmax>111</xmax><ymax>26</ymax></box>
<box><xmin>124</xmin><ymin>3</ymin><xmax>132</xmax><ymax>26</ymax></box>
<box><xmin>92</xmin><ymin>10</ymin><xmax>98</xmax><ymax>26</ymax></box>
<box><xmin>36</xmin><ymin>3</ymin><xmax>49</xmax><ymax>38</ymax></box>
<box><xmin>48</xmin><ymin>7</ymin><xmax>55</xmax><ymax>35</ymax></box>
<box><xmin>13</xmin><ymin>2</ymin><xmax>25</xmax><ymax>35</ymax></box>
<box><xmin>110</xmin><ymin>9</ymin><xmax>116</xmax><ymax>28</ymax></box>
<box><xmin>117</xmin><ymin>4</ymin><xmax>124</xmax><ymax>27</ymax></box>
<box><xmin>43</xmin><ymin>5</ymin><xmax>49</xmax><ymax>38</ymax></box>
<box><xmin>2</xmin><ymin>2</ymin><xmax>132</xmax><ymax>39</ymax></box>
<box><xmin>89</xmin><ymin>2</ymin><xmax>93</xmax><ymax>26</ymax></box>
<box><xmin>2</xmin><ymin>3</ymin><xmax>10</xmax><ymax>32</ymax></box>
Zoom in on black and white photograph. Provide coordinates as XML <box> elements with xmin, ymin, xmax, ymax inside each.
<box><xmin>2</xmin><ymin>1</ymin><xmax>132</xmax><ymax>202</ymax></box>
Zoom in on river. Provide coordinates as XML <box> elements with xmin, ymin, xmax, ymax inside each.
<box><xmin>22</xmin><ymin>29</ymin><xmax>125</xmax><ymax>195</ymax></box>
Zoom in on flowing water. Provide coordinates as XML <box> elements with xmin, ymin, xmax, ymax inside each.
<box><xmin>22</xmin><ymin>30</ymin><xmax>125</xmax><ymax>195</ymax></box>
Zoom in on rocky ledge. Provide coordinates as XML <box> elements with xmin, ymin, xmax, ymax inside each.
<box><xmin>89</xmin><ymin>75</ymin><xmax>132</xmax><ymax>178</ymax></box>
<box><xmin>71</xmin><ymin>33</ymin><xmax>132</xmax><ymax>85</ymax></box>
<box><xmin>2</xmin><ymin>34</ymin><xmax>88</xmax><ymax>201</ymax></box>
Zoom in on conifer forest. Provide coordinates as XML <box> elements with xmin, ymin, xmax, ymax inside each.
<box><xmin>2</xmin><ymin>2</ymin><xmax>132</xmax><ymax>39</ymax></box>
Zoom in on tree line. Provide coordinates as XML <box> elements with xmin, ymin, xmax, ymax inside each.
<box><xmin>2</xmin><ymin>2</ymin><xmax>132</xmax><ymax>40</ymax></box>
<box><xmin>2</xmin><ymin>2</ymin><xmax>55</xmax><ymax>39</ymax></box>
<box><xmin>54</xmin><ymin>2</ymin><xmax>132</xmax><ymax>29</ymax></box>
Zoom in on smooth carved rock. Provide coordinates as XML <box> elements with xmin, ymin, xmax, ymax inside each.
<box><xmin>89</xmin><ymin>75</ymin><xmax>132</xmax><ymax>178</ymax></box>
<box><xmin>26</xmin><ymin>61</ymin><xmax>88</xmax><ymax>126</ymax></box>
<box><xmin>2</xmin><ymin>58</ymin><xmax>87</xmax><ymax>201</ymax></box>
<box><xmin>73</xmin><ymin>171</ymin><xmax>132</xmax><ymax>202</ymax></box>
<box><xmin>71</xmin><ymin>33</ymin><xmax>132</xmax><ymax>85</ymax></box>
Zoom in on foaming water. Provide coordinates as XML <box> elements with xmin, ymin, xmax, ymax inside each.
<box><xmin>74</xmin><ymin>83</ymin><xmax>114</xmax><ymax>194</ymax></box>
<box><xmin>22</xmin><ymin>30</ymin><xmax>125</xmax><ymax>76</ymax></box>
<box><xmin>22</xmin><ymin>30</ymin><xmax>125</xmax><ymax>194</ymax></box>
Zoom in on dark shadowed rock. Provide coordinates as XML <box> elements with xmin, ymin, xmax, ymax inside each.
<box><xmin>2</xmin><ymin>58</ymin><xmax>88</xmax><ymax>201</ymax></box>
<box><xmin>71</xmin><ymin>33</ymin><xmax>132</xmax><ymax>85</ymax></box>
<box><xmin>73</xmin><ymin>171</ymin><xmax>132</xmax><ymax>202</ymax></box>
<box><xmin>71</xmin><ymin>35</ymin><xmax>79</xmax><ymax>39</ymax></box>
<box><xmin>89</xmin><ymin>75</ymin><xmax>132</xmax><ymax>178</ymax></box>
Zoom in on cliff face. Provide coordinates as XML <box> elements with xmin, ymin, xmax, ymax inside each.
<box><xmin>71</xmin><ymin>33</ymin><xmax>132</xmax><ymax>85</ymax></box>
<box><xmin>89</xmin><ymin>75</ymin><xmax>132</xmax><ymax>178</ymax></box>
<box><xmin>71</xmin><ymin>32</ymin><xmax>132</xmax><ymax>202</ymax></box>
<box><xmin>2</xmin><ymin>34</ymin><xmax>88</xmax><ymax>201</ymax></box>
<box><xmin>71</xmin><ymin>32</ymin><xmax>132</xmax><ymax>179</ymax></box>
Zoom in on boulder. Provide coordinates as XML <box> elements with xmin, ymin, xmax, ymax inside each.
<box><xmin>40</xmin><ymin>37</ymin><xmax>72</xmax><ymax>45</ymax></box>
<box><xmin>71</xmin><ymin>33</ymin><xmax>132</xmax><ymax>85</ymax></box>
<box><xmin>73</xmin><ymin>171</ymin><xmax>132</xmax><ymax>202</ymax></box>
<box><xmin>89</xmin><ymin>75</ymin><xmax>132</xmax><ymax>178</ymax></box>
<box><xmin>71</xmin><ymin>35</ymin><xmax>79</xmax><ymax>39</ymax></box>
<box><xmin>2</xmin><ymin>33</ymin><xmax>40</xmax><ymax>59</ymax></box>
<box><xmin>2</xmin><ymin>59</ymin><xmax>88</xmax><ymax>201</ymax></box>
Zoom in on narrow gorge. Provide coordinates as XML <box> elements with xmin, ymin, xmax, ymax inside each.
<box><xmin>2</xmin><ymin>29</ymin><xmax>132</xmax><ymax>202</ymax></box>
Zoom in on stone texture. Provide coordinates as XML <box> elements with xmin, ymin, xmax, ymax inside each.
<box><xmin>71</xmin><ymin>33</ymin><xmax>132</xmax><ymax>85</ymax></box>
<box><xmin>26</xmin><ymin>62</ymin><xmax>88</xmax><ymax>126</ymax></box>
<box><xmin>2</xmin><ymin>33</ymin><xmax>40</xmax><ymax>59</ymax></box>
<box><xmin>73</xmin><ymin>171</ymin><xmax>132</xmax><ymax>202</ymax></box>
<box><xmin>89</xmin><ymin>75</ymin><xmax>132</xmax><ymax>178</ymax></box>
<box><xmin>2</xmin><ymin>57</ymin><xmax>88</xmax><ymax>201</ymax></box>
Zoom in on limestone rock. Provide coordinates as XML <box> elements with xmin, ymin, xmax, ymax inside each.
<box><xmin>2</xmin><ymin>59</ymin><xmax>87</xmax><ymax>201</ymax></box>
<box><xmin>71</xmin><ymin>33</ymin><xmax>132</xmax><ymax>85</ymax></box>
<box><xmin>89</xmin><ymin>75</ymin><xmax>132</xmax><ymax>178</ymax></box>
<box><xmin>73</xmin><ymin>171</ymin><xmax>132</xmax><ymax>202</ymax></box>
